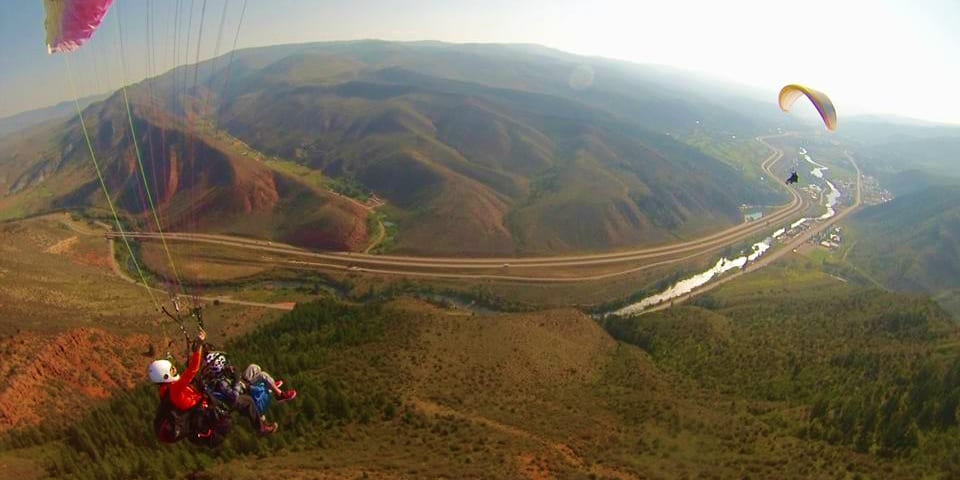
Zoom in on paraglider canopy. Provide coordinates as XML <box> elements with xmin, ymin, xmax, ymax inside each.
<box><xmin>779</xmin><ymin>84</ymin><xmax>838</xmax><ymax>131</ymax></box>
<box><xmin>43</xmin><ymin>0</ymin><xmax>115</xmax><ymax>54</ymax></box>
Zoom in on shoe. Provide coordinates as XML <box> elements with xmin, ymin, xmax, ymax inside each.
<box><xmin>274</xmin><ymin>379</ymin><xmax>283</xmax><ymax>389</ymax></box>
<box><xmin>258</xmin><ymin>421</ymin><xmax>278</xmax><ymax>436</ymax></box>
<box><xmin>197</xmin><ymin>429</ymin><xmax>214</xmax><ymax>439</ymax></box>
<box><xmin>276</xmin><ymin>389</ymin><xmax>297</xmax><ymax>403</ymax></box>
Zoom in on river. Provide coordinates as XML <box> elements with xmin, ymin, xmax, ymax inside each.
<box><xmin>818</xmin><ymin>180</ymin><xmax>840</xmax><ymax>220</ymax></box>
<box><xmin>804</xmin><ymin>153</ymin><xmax>828</xmax><ymax>179</ymax></box>
<box><xmin>609</xmin><ymin>235</ymin><xmax>775</xmax><ymax>317</ymax></box>
<box><xmin>606</xmin><ymin>146</ymin><xmax>841</xmax><ymax>317</ymax></box>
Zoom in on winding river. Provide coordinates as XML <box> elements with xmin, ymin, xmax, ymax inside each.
<box><xmin>607</xmin><ymin>147</ymin><xmax>841</xmax><ymax>316</ymax></box>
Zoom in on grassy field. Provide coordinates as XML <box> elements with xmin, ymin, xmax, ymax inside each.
<box><xmin>0</xmin><ymin>213</ymin><xmax>153</xmax><ymax>335</ymax></box>
<box><xmin>683</xmin><ymin>131</ymin><xmax>772</xmax><ymax>181</ymax></box>
<box><xmin>139</xmin><ymin>241</ymin><xmax>273</xmax><ymax>283</ymax></box>
<box><xmin>0</xmin><ymin>212</ymin><xmax>287</xmax><ymax>341</ymax></box>
<box><xmin>209</xmin><ymin>122</ymin><xmax>377</xmax><ymax>205</ymax></box>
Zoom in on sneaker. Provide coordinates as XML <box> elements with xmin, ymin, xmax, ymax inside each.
<box><xmin>274</xmin><ymin>379</ymin><xmax>283</xmax><ymax>389</ymax></box>
<box><xmin>197</xmin><ymin>429</ymin><xmax>214</xmax><ymax>439</ymax></box>
<box><xmin>258</xmin><ymin>421</ymin><xmax>278</xmax><ymax>436</ymax></box>
<box><xmin>276</xmin><ymin>389</ymin><xmax>297</xmax><ymax>403</ymax></box>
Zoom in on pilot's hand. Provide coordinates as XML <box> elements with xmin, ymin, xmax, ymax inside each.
<box><xmin>197</xmin><ymin>329</ymin><xmax>207</xmax><ymax>343</ymax></box>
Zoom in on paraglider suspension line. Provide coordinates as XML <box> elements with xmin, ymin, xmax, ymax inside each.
<box><xmin>63</xmin><ymin>56</ymin><xmax>160</xmax><ymax>310</ymax></box>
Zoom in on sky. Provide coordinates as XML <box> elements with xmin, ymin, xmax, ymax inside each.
<box><xmin>1</xmin><ymin>0</ymin><xmax>958</xmax><ymax>124</ymax></box>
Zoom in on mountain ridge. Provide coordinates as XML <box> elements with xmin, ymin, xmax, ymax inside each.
<box><xmin>3</xmin><ymin>40</ymin><xmax>793</xmax><ymax>255</ymax></box>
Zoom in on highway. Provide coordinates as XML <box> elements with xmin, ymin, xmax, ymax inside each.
<box><xmin>641</xmin><ymin>149</ymin><xmax>863</xmax><ymax>313</ymax></box>
<box><xmin>109</xmin><ymin>136</ymin><xmax>818</xmax><ymax>282</ymax></box>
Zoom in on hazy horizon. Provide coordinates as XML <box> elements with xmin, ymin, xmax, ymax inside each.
<box><xmin>1</xmin><ymin>0</ymin><xmax>958</xmax><ymax>125</ymax></box>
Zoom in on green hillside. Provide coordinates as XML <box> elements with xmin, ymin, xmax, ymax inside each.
<box><xmin>846</xmin><ymin>186</ymin><xmax>960</xmax><ymax>316</ymax></box>
<box><xmin>603</xmin><ymin>256</ymin><xmax>960</xmax><ymax>475</ymax></box>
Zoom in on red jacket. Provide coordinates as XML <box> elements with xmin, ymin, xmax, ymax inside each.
<box><xmin>158</xmin><ymin>344</ymin><xmax>204</xmax><ymax>411</ymax></box>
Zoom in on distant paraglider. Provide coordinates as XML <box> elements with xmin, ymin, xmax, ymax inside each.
<box><xmin>785</xmin><ymin>171</ymin><xmax>799</xmax><ymax>185</ymax></box>
<box><xmin>43</xmin><ymin>0</ymin><xmax>115</xmax><ymax>54</ymax></box>
<box><xmin>779</xmin><ymin>84</ymin><xmax>838</xmax><ymax>131</ymax></box>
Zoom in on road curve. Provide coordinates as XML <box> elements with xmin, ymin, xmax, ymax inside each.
<box><xmin>641</xmin><ymin>150</ymin><xmax>863</xmax><ymax>313</ymax></box>
<box><xmin>110</xmin><ymin>136</ymin><xmax>814</xmax><ymax>282</ymax></box>
<box><xmin>103</xmin><ymin>235</ymin><xmax>295</xmax><ymax>311</ymax></box>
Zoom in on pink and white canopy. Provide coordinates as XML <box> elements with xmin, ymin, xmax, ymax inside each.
<box><xmin>43</xmin><ymin>0</ymin><xmax>115</xmax><ymax>54</ymax></box>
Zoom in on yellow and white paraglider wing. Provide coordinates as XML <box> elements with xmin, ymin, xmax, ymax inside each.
<box><xmin>779</xmin><ymin>84</ymin><xmax>838</xmax><ymax>131</ymax></box>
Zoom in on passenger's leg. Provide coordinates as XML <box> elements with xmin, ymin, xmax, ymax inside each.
<box><xmin>233</xmin><ymin>394</ymin><xmax>263</xmax><ymax>429</ymax></box>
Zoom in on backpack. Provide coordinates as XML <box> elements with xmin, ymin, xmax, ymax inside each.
<box><xmin>153</xmin><ymin>388</ymin><xmax>191</xmax><ymax>443</ymax></box>
<box><xmin>249</xmin><ymin>381</ymin><xmax>272</xmax><ymax>415</ymax></box>
<box><xmin>153</xmin><ymin>386</ymin><xmax>233</xmax><ymax>448</ymax></box>
<box><xmin>187</xmin><ymin>400</ymin><xmax>232</xmax><ymax>449</ymax></box>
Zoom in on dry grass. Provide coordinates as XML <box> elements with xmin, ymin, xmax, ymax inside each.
<box><xmin>0</xmin><ymin>214</ymin><xmax>154</xmax><ymax>336</ymax></box>
<box><xmin>139</xmin><ymin>241</ymin><xmax>271</xmax><ymax>282</ymax></box>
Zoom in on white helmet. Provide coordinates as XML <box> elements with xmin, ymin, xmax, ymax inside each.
<box><xmin>148</xmin><ymin>359</ymin><xmax>180</xmax><ymax>384</ymax></box>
